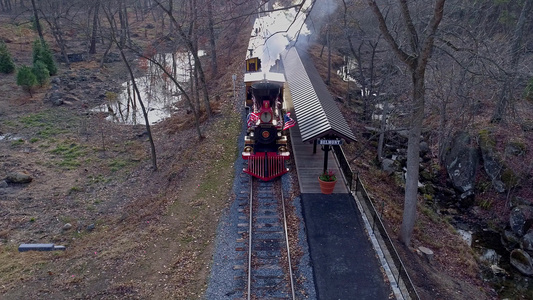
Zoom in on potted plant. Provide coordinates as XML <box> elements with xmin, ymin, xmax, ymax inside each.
<box><xmin>318</xmin><ymin>170</ymin><xmax>337</xmax><ymax>194</ymax></box>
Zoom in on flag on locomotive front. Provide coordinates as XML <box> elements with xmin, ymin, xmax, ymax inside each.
<box><xmin>247</xmin><ymin>112</ymin><xmax>260</xmax><ymax>127</ymax></box>
<box><xmin>283</xmin><ymin>112</ymin><xmax>296</xmax><ymax>130</ymax></box>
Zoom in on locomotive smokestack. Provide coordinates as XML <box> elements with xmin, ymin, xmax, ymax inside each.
<box><xmin>248</xmin><ymin>49</ymin><xmax>254</xmax><ymax>57</ymax></box>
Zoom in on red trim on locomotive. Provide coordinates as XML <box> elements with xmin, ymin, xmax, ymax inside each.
<box><xmin>243</xmin><ymin>152</ymin><xmax>289</xmax><ymax>181</ymax></box>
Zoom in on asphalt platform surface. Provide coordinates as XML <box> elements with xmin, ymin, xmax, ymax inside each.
<box><xmin>302</xmin><ymin>193</ymin><xmax>392</xmax><ymax>300</ymax></box>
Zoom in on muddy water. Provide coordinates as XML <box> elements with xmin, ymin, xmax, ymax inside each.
<box><xmin>92</xmin><ymin>51</ymin><xmax>204</xmax><ymax>125</ymax></box>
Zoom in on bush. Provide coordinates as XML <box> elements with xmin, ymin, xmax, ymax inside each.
<box><xmin>33</xmin><ymin>60</ymin><xmax>50</xmax><ymax>86</ymax></box>
<box><xmin>16</xmin><ymin>65</ymin><xmax>38</xmax><ymax>96</ymax></box>
<box><xmin>32</xmin><ymin>39</ymin><xmax>57</xmax><ymax>76</ymax></box>
<box><xmin>0</xmin><ymin>41</ymin><xmax>15</xmax><ymax>74</ymax></box>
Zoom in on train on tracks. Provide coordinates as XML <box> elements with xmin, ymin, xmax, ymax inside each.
<box><xmin>241</xmin><ymin>54</ymin><xmax>294</xmax><ymax>181</ymax></box>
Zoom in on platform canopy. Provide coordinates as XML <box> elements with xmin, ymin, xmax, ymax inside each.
<box><xmin>244</xmin><ymin>71</ymin><xmax>285</xmax><ymax>84</ymax></box>
<box><xmin>281</xmin><ymin>47</ymin><xmax>356</xmax><ymax>143</ymax></box>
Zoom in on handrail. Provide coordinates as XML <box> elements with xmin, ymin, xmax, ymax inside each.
<box><xmin>332</xmin><ymin>145</ymin><xmax>354</xmax><ymax>190</ymax></box>
<box><xmin>355</xmin><ymin>176</ymin><xmax>421</xmax><ymax>300</ymax></box>
<box><xmin>332</xmin><ymin>145</ymin><xmax>420</xmax><ymax>300</ymax></box>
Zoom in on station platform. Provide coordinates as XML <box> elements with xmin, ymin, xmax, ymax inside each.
<box><xmin>301</xmin><ymin>193</ymin><xmax>392</xmax><ymax>299</ymax></box>
<box><xmin>288</xmin><ymin>125</ymin><xmax>392</xmax><ymax>299</ymax></box>
<box><xmin>288</xmin><ymin>123</ymin><xmax>349</xmax><ymax>194</ymax></box>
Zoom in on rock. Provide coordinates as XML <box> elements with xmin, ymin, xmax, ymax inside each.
<box><xmin>510</xmin><ymin>205</ymin><xmax>533</xmax><ymax>237</ymax></box>
<box><xmin>510</xmin><ymin>249</ymin><xmax>533</xmax><ymax>276</ymax></box>
<box><xmin>419</xmin><ymin>141</ymin><xmax>430</xmax><ymax>155</ymax></box>
<box><xmin>103</xmin><ymin>52</ymin><xmax>121</xmax><ymax>63</ymax></box>
<box><xmin>67</xmin><ymin>82</ymin><xmax>77</xmax><ymax>90</ymax></box>
<box><xmin>502</xmin><ymin>230</ymin><xmax>521</xmax><ymax>251</ymax></box>
<box><xmin>0</xmin><ymin>180</ymin><xmax>8</xmax><ymax>188</ymax></box>
<box><xmin>479</xmin><ymin>130</ymin><xmax>505</xmax><ymax>193</ymax></box>
<box><xmin>87</xmin><ymin>224</ymin><xmax>95</xmax><ymax>231</ymax></box>
<box><xmin>63</xmin><ymin>223</ymin><xmax>72</xmax><ymax>231</ymax></box>
<box><xmin>381</xmin><ymin>158</ymin><xmax>396</xmax><ymax>174</ymax></box>
<box><xmin>5</xmin><ymin>172</ymin><xmax>33</xmax><ymax>184</ymax></box>
<box><xmin>490</xmin><ymin>264</ymin><xmax>508</xmax><ymax>276</ymax></box>
<box><xmin>457</xmin><ymin>229</ymin><xmax>472</xmax><ymax>246</ymax></box>
<box><xmin>521</xmin><ymin>230</ymin><xmax>533</xmax><ymax>254</ymax></box>
<box><xmin>444</xmin><ymin>131</ymin><xmax>479</xmax><ymax>199</ymax></box>
<box><xmin>479</xmin><ymin>248</ymin><xmax>500</xmax><ymax>265</ymax></box>
<box><xmin>505</xmin><ymin>142</ymin><xmax>525</xmax><ymax>156</ymax></box>
<box><xmin>46</xmin><ymin>91</ymin><xmax>65</xmax><ymax>106</ymax></box>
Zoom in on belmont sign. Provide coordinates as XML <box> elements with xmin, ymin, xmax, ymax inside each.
<box><xmin>318</xmin><ymin>139</ymin><xmax>343</xmax><ymax>145</ymax></box>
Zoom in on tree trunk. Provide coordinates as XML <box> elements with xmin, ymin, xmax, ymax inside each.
<box><xmin>89</xmin><ymin>0</ymin><xmax>100</xmax><ymax>54</ymax></box>
<box><xmin>400</xmin><ymin>72</ymin><xmax>424</xmax><ymax>245</ymax></box>
<box><xmin>326</xmin><ymin>26</ymin><xmax>331</xmax><ymax>85</ymax></box>
<box><xmin>207</xmin><ymin>0</ymin><xmax>218</xmax><ymax>76</ymax></box>
<box><xmin>118</xmin><ymin>47</ymin><xmax>158</xmax><ymax>171</ymax></box>
<box><xmin>377</xmin><ymin>100</ymin><xmax>389</xmax><ymax>161</ymax></box>
<box><xmin>368</xmin><ymin>0</ymin><xmax>446</xmax><ymax>246</ymax></box>
<box><xmin>30</xmin><ymin>0</ymin><xmax>44</xmax><ymax>42</ymax></box>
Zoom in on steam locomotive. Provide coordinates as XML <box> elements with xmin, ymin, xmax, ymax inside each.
<box><xmin>241</xmin><ymin>57</ymin><xmax>292</xmax><ymax>181</ymax></box>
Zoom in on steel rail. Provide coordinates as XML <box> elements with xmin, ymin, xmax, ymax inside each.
<box><xmin>280</xmin><ymin>181</ymin><xmax>296</xmax><ymax>300</ymax></box>
<box><xmin>246</xmin><ymin>177</ymin><xmax>295</xmax><ymax>300</ymax></box>
<box><xmin>246</xmin><ymin>175</ymin><xmax>253</xmax><ymax>300</ymax></box>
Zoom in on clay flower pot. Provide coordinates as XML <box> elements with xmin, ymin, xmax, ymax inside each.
<box><xmin>318</xmin><ymin>170</ymin><xmax>337</xmax><ymax>194</ymax></box>
<box><xmin>318</xmin><ymin>177</ymin><xmax>337</xmax><ymax>194</ymax></box>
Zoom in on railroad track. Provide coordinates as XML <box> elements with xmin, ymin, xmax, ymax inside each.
<box><xmin>245</xmin><ymin>177</ymin><xmax>295</xmax><ymax>300</ymax></box>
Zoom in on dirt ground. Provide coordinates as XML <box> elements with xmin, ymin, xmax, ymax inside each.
<box><xmin>0</xmin><ymin>11</ymin><xmax>249</xmax><ymax>298</ymax></box>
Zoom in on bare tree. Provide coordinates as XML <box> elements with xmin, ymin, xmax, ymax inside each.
<box><xmin>367</xmin><ymin>0</ymin><xmax>446</xmax><ymax>246</ymax></box>
<box><xmin>206</xmin><ymin>0</ymin><xmax>218</xmax><ymax>76</ymax></box>
<box><xmin>102</xmin><ymin>2</ymin><xmax>158</xmax><ymax>170</ymax></box>
<box><xmin>30</xmin><ymin>0</ymin><xmax>44</xmax><ymax>41</ymax></box>
<box><xmin>154</xmin><ymin>0</ymin><xmax>212</xmax><ymax>117</ymax></box>
<box><xmin>89</xmin><ymin>0</ymin><xmax>100</xmax><ymax>54</ymax></box>
<box><xmin>491</xmin><ymin>0</ymin><xmax>533</xmax><ymax>123</ymax></box>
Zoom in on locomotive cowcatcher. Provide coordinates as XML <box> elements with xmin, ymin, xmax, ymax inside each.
<box><xmin>242</xmin><ymin>57</ymin><xmax>290</xmax><ymax>181</ymax></box>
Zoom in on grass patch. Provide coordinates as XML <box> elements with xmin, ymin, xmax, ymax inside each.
<box><xmin>88</xmin><ymin>174</ymin><xmax>110</xmax><ymax>184</ymax></box>
<box><xmin>109</xmin><ymin>158</ymin><xmax>130</xmax><ymax>172</ymax></box>
<box><xmin>19</xmin><ymin>110</ymin><xmax>76</xmax><ymax>138</ymax></box>
<box><xmin>195</xmin><ymin>108</ymin><xmax>240</xmax><ymax>200</ymax></box>
<box><xmin>10</xmin><ymin>139</ymin><xmax>24</xmax><ymax>147</ymax></box>
<box><xmin>69</xmin><ymin>186</ymin><xmax>83</xmax><ymax>194</ymax></box>
<box><xmin>49</xmin><ymin>141</ymin><xmax>87</xmax><ymax>169</ymax></box>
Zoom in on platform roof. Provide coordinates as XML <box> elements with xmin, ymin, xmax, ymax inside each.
<box><xmin>244</xmin><ymin>72</ymin><xmax>285</xmax><ymax>84</ymax></box>
<box><xmin>281</xmin><ymin>47</ymin><xmax>356</xmax><ymax>143</ymax></box>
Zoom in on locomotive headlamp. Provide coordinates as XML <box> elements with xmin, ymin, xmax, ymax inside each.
<box><xmin>243</xmin><ymin>146</ymin><xmax>253</xmax><ymax>153</ymax></box>
<box><xmin>260</xmin><ymin>112</ymin><xmax>272</xmax><ymax>123</ymax></box>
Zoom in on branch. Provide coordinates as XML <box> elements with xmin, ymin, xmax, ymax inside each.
<box><xmin>417</xmin><ymin>0</ymin><xmax>446</xmax><ymax>71</ymax></box>
<box><xmin>367</xmin><ymin>0</ymin><xmax>415</xmax><ymax>68</ymax></box>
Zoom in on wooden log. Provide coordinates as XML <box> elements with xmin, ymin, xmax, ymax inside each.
<box><xmin>418</xmin><ymin>246</ymin><xmax>434</xmax><ymax>263</ymax></box>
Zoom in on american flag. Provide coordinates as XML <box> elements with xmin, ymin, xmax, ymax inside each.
<box><xmin>247</xmin><ymin>112</ymin><xmax>260</xmax><ymax>127</ymax></box>
<box><xmin>283</xmin><ymin>112</ymin><xmax>296</xmax><ymax>130</ymax></box>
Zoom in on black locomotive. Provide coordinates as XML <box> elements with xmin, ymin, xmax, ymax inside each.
<box><xmin>242</xmin><ymin>57</ymin><xmax>291</xmax><ymax>181</ymax></box>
